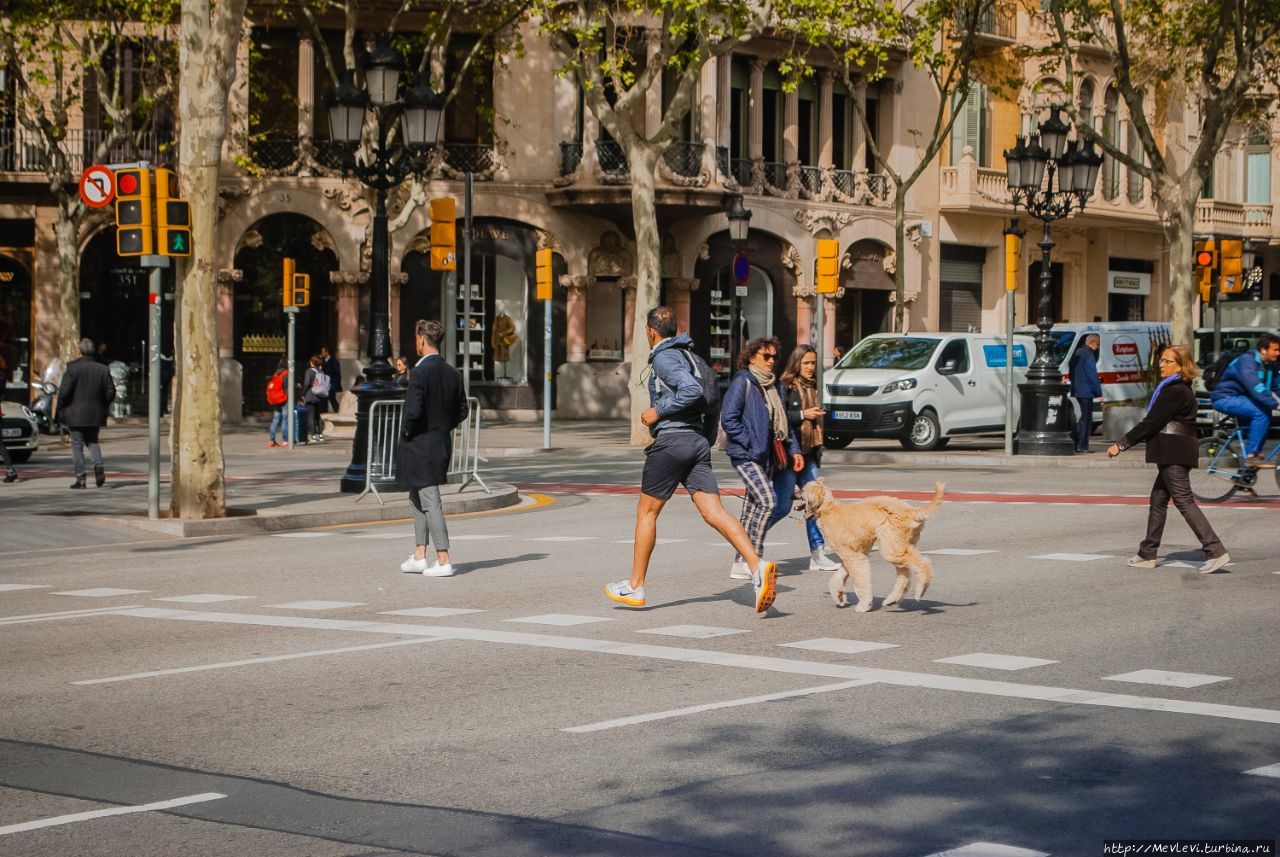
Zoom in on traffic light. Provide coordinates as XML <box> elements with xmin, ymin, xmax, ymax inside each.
<box><xmin>429</xmin><ymin>197</ymin><xmax>456</xmax><ymax>271</ymax></box>
<box><xmin>815</xmin><ymin>238</ymin><xmax>839</xmax><ymax>295</ymax></box>
<box><xmin>1218</xmin><ymin>238</ymin><xmax>1244</xmax><ymax>294</ymax></box>
<box><xmin>114</xmin><ymin>167</ymin><xmax>152</xmax><ymax>256</ymax></box>
<box><xmin>283</xmin><ymin>257</ymin><xmax>297</xmax><ymax>307</ymax></box>
<box><xmin>1194</xmin><ymin>238</ymin><xmax>1217</xmax><ymax>302</ymax></box>
<box><xmin>155</xmin><ymin>168</ymin><xmax>191</xmax><ymax>257</ymax></box>
<box><xmin>536</xmin><ymin>248</ymin><xmax>553</xmax><ymax>301</ymax></box>
<box><xmin>292</xmin><ymin>273</ymin><xmax>311</xmax><ymax>308</ymax></box>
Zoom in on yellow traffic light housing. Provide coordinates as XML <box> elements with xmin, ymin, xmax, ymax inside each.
<box><xmin>158</xmin><ymin>199</ymin><xmax>191</xmax><ymax>257</ymax></box>
<box><xmin>1194</xmin><ymin>239</ymin><xmax>1217</xmax><ymax>302</ymax></box>
<box><xmin>429</xmin><ymin>197</ymin><xmax>456</xmax><ymax>271</ymax></box>
<box><xmin>815</xmin><ymin>238</ymin><xmax>839</xmax><ymax>295</ymax></box>
<box><xmin>1218</xmin><ymin>238</ymin><xmax>1244</xmax><ymax>294</ymax></box>
<box><xmin>114</xmin><ymin>167</ymin><xmax>152</xmax><ymax>256</ymax></box>
<box><xmin>292</xmin><ymin>273</ymin><xmax>311</xmax><ymax>308</ymax></box>
<box><xmin>536</xmin><ymin>248</ymin><xmax>554</xmax><ymax>301</ymax></box>
<box><xmin>283</xmin><ymin>257</ymin><xmax>297</xmax><ymax>307</ymax></box>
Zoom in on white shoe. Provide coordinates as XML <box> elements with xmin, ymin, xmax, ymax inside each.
<box><xmin>729</xmin><ymin>559</ymin><xmax>752</xmax><ymax>580</ymax></box>
<box><xmin>424</xmin><ymin>563</ymin><xmax>454</xmax><ymax>578</ymax></box>
<box><xmin>400</xmin><ymin>554</ymin><xmax>429</xmax><ymax>573</ymax></box>
<box><xmin>809</xmin><ymin>548</ymin><xmax>841</xmax><ymax>571</ymax></box>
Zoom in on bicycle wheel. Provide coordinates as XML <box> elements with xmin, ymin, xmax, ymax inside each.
<box><xmin>1191</xmin><ymin>436</ymin><xmax>1241</xmax><ymax>503</ymax></box>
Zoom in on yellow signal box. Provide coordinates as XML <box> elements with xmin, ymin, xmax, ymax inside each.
<box><xmin>1218</xmin><ymin>238</ymin><xmax>1244</xmax><ymax>294</ymax></box>
<box><xmin>114</xmin><ymin>167</ymin><xmax>153</xmax><ymax>256</ymax></box>
<box><xmin>815</xmin><ymin>238</ymin><xmax>839</xmax><ymax>295</ymax></box>
<box><xmin>154</xmin><ymin>168</ymin><xmax>191</xmax><ymax>257</ymax></box>
<box><xmin>1004</xmin><ymin>229</ymin><xmax>1021</xmax><ymax>292</ymax></box>
<box><xmin>1194</xmin><ymin>238</ymin><xmax>1217</xmax><ymax>302</ymax></box>
<box><xmin>429</xmin><ymin>197</ymin><xmax>457</xmax><ymax>271</ymax></box>
<box><xmin>536</xmin><ymin>248</ymin><xmax>554</xmax><ymax>301</ymax></box>
<box><xmin>283</xmin><ymin>257</ymin><xmax>297</xmax><ymax>307</ymax></box>
<box><xmin>292</xmin><ymin>273</ymin><xmax>311</xmax><ymax>308</ymax></box>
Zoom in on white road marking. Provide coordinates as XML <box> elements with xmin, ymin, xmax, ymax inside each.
<box><xmin>73</xmin><ymin>638</ymin><xmax>444</xmax><ymax>685</ymax></box>
<box><xmin>935</xmin><ymin>654</ymin><xmax>1059</xmax><ymax>671</ymax></box>
<box><xmin>380</xmin><ymin>607</ymin><xmax>484</xmax><ymax>618</ymax></box>
<box><xmin>350</xmin><ymin>533</ymin><xmax>413</xmax><ymax>540</ymax></box>
<box><xmin>527</xmin><ymin>536</ymin><xmax>598</xmax><ymax>542</ymax></box>
<box><xmin>268</xmin><ymin>601</ymin><xmax>364</xmax><ymax>611</ymax></box>
<box><xmin>504</xmin><ymin>614</ymin><xmax>612</xmax><ymax>626</ymax></box>
<box><xmin>922</xmin><ymin>844</ymin><xmax>1048</xmax><ymax>857</ymax></box>
<box><xmin>925</xmin><ymin>549</ymin><xmax>999</xmax><ymax>556</ymax></box>
<box><xmin>779</xmin><ymin>638</ymin><xmax>899</xmax><ymax>655</ymax></box>
<box><xmin>449</xmin><ymin>534</ymin><xmax>510</xmax><ymax>541</ymax></box>
<box><xmin>0</xmin><ymin>606</ymin><xmax>143</xmax><ymax>626</ymax></box>
<box><xmin>0</xmin><ymin>792</ymin><xmax>227</xmax><ymax>836</ymax></box>
<box><xmin>562</xmin><ymin>680</ymin><xmax>874</xmax><ymax>733</ymax></box>
<box><xmin>1159</xmin><ymin>560</ymin><xmax>1236</xmax><ymax>570</ymax></box>
<box><xmin>108</xmin><ymin>608</ymin><xmax>1280</xmax><ymax>725</ymax></box>
<box><xmin>638</xmin><ymin>625</ymin><xmax>748</xmax><ymax>639</ymax></box>
<box><xmin>1244</xmin><ymin>763</ymin><xmax>1280</xmax><ymax>778</ymax></box>
<box><xmin>53</xmin><ymin>588</ymin><xmax>149</xmax><ymax>597</ymax></box>
<box><xmin>270</xmin><ymin>532</ymin><xmax>333</xmax><ymax>538</ymax></box>
<box><xmin>0</xmin><ymin>584</ymin><xmax>50</xmax><ymax>592</ymax></box>
<box><xmin>616</xmin><ymin>538</ymin><xmax>687</xmax><ymax>545</ymax></box>
<box><xmin>1029</xmin><ymin>553</ymin><xmax>1112</xmax><ymax>562</ymax></box>
<box><xmin>153</xmin><ymin>594</ymin><xmax>256</xmax><ymax>604</ymax></box>
<box><xmin>1103</xmin><ymin>669</ymin><xmax>1231</xmax><ymax>688</ymax></box>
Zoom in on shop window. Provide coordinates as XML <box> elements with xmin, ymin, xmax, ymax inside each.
<box><xmin>1108</xmin><ymin>294</ymin><xmax>1145</xmax><ymax>321</ymax></box>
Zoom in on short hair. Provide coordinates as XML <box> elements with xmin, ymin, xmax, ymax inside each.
<box><xmin>78</xmin><ymin>338</ymin><xmax>95</xmax><ymax>356</ymax></box>
<box><xmin>738</xmin><ymin>336</ymin><xmax>780</xmax><ymax>370</ymax></box>
<box><xmin>277</xmin><ymin>358</ymin><xmax>287</xmax><ymax>371</ymax></box>
<box><xmin>1162</xmin><ymin>345</ymin><xmax>1200</xmax><ymax>382</ymax></box>
<box><xmin>1257</xmin><ymin>332</ymin><xmax>1280</xmax><ymax>351</ymax></box>
<box><xmin>1085</xmin><ymin>334</ymin><xmax>1100</xmax><ymax>344</ymax></box>
<box><xmin>415</xmin><ymin>319</ymin><xmax>445</xmax><ymax>348</ymax></box>
<box><xmin>646</xmin><ymin>306</ymin><xmax>677</xmax><ymax>339</ymax></box>
<box><xmin>309</xmin><ymin>354</ymin><xmax>322</xmax><ymax>368</ymax></box>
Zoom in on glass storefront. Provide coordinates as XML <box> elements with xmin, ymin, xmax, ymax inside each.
<box><xmin>0</xmin><ymin>251</ymin><xmax>32</xmax><ymax>404</ymax></box>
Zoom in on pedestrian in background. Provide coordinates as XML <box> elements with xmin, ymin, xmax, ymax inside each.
<box><xmin>320</xmin><ymin>346</ymin><xmax>342</xmax><ymax>414</ymax></box>
<box><xmin>393</xmin><ymin>355</ymin><xmax>410</xmax><ymax>388</ymax></box>
<box><xmin>302</xmin><ymin>355</ymin><xmax>328</xmax><ymax>442</ymax></box>
<box><xmin>266</xmin><ymin>359</ymin><xmax>289</xmax><ymax>447</ymax></box>
<box><xmin>58</xmin><ymin>337</ymin><xmax>115</xmax><ymax>490</ymax></box>
<box><xmin>720</xmin><ymin>336</ymin><xmax>803</xmax><ymax>581</ymax></box>
<box><xmin>399</xmin><ymin>319</ymin><xmax>468</xmax><ymax>578</ymax></box>
<box><xmin>1069</xmin><ymin>333</ymin><xmax>1102</xmax><ymax>453</ymax></box>
<box><xmin>781</xmin><ymin>344</ymin><xmax>841</xmax><ymax>571</ymax></box>
<box><xmin>1108</xmin><ymin>344</ymin><xmax>1230</xmax><ymax>574</ymax></box>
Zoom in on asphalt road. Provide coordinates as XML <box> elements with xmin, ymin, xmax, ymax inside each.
<box><xmin>2</xmin><ymin>448</ymin><xmax>1278</xmax><ymax>856</ymax></box>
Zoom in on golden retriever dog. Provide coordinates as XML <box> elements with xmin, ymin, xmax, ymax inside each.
<box><xmin>801</xmin><ymin>480</ymin><xmax>944</xmax><ymax>611</ymax></box>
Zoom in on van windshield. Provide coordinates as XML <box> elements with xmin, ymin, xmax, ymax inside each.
<box><xmin>837</xmin><ymin>338</ymin><xmax>939</xmax><ymax>371</ymax></box>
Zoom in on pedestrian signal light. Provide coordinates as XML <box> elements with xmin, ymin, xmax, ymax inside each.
<box><xmin>158</xmin><ymin>199</ymin><xmax>191</xmax><ymax>257</ymax></box>
<box><xmin>114</xmin><ymin>167</ymin><xmax>152</xmax><ymax>256</ymax></box>
<box><xmin>154</xmin><ymin>168</ymin><xmax>180</xmax><ymax>199</ymax></box>
<box><xmin>292</xmin><ymin>273</ymin><xmax>311</xmax><ymax>308</ymax></box>
<box><xmin>536</xmin><ymin>248</ymin><xmax>554</xmax><ymax>301</ymax></box>
<box><xmin>1218</xmin><ymin>238</ymin><xmax>1244</xmax><ymax>294</ymax></box>
<box><xmin>815</xmin><ymin>238</ymin><xmax>839</xmax><ymax>295</ymax></box>
<box><xmin>429</xmin><ymin>197</ymin><xmax>456</xmax><ymax>271</ymax></box>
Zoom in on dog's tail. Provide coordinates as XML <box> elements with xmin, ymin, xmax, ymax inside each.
<box><xmin>914</xmin><ymin>482</ymin><xmax>945</xmax><ymax>519</ymax></box>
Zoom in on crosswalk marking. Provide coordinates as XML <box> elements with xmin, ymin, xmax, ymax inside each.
<box><xmin>1103</xmin><ymin>669</ymin><xmax>1231</xmax><ymax>688</ymax></box>
<box><xmin>268</xmin><ymin>601</ymin><xmax>364</xmax><ymax>611</ymax></box>
<box><xmin>0</xmin><ymin>584</ymin><xmax>50</xmax><ymax>592</ymax></box>
<box><xmin>504</xmin><ymin>614</ymin><xmax>612</xmax><ymax>626</ymax></box>
<box><xmin>934</xmin><ymin>653</ymin><xmax>1058</xmax><ymax>671</ymax></box>
<box><xmin>0</xmin><ymin>792</ymin><xmax>227</xmax><ymax>837</ymax></box>
<box><xmin>53</xmin><ymin>588</ymin><xmax>149</xmax><ymax>598</ymax></box>
<box><xmin>154</xmin><ymin>594</ymin><xmax>256</xmax><ymax>604</ymax></box>
<box><xmin>449</xmin><ymin>534</ymin><xmax>511</xmax><ymax>541</ymax></box>
<box><xmin>1029</xmin><ymin>553</ymin><xmax>1112</xmax><ymax>562</ymax></box>
<box><xmin>921</xmin><ymin>844</ymin><xmax>1048</xmax><ymax>857</ymax></box>
<box><xmin>925</xmin><ymin>549</ymin><xmax>998</xmax><ymax>556</ymax></box>
<box><xmin>616</xmin><ymin>538</ymin><xmax>687</xmax><ymax>545</ymax></box>
<box><xmin>779</xmin><ymin>638</ymin><xmax>898</xmax><ymax>655</ymax></box>
<box><xmin>350</xmin><ymin>533</ymin><xmax>413</xmax><ymax>540</ymax></box>
<box><xmin>528</xmin><ymin>536</ymin><xmax>597</xmax><ymax>542</ymax></box>
<box><xmin>1244</xmin><ymin>763</ymin><xmax>1280</xmax><ymax>778</ymax></box>
<box><xmin>380</xmin><ymin>607</ymin><xmax>484</xmax><ymax>618</ymax></box>
<box><xmin>638</xmin><ymin>625</ymin><xmax>748</xmax><ymax>639</ymax></box>
<box><xmin>270</xmin><ymin>532</ymin><xmax>333</xmax><ymax>538</ymax></box>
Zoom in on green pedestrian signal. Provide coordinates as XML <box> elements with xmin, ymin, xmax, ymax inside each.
<box><xmin>158</xmin><ymin>198</ymin><xmax>192</xmax><ymax>257</ymax></box>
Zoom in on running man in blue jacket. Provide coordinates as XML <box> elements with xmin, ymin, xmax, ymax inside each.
<box><xmin>1210</xmin><ymin>332</ymin><xmax>1280</xmax><ymax>468</ymax></box>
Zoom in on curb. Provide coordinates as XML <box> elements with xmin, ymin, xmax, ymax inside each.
<box><xmin>107</xmin><ymin>482</ymin><xmax>522</xmax><ymax>538</ymax></box>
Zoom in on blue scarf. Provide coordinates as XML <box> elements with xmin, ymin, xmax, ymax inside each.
<box><xmin>1146</xmin><ymin>374</ymin><xmax>1180</xmax><ymax>414</ymax></box>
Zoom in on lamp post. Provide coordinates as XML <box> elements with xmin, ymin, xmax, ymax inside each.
<box><xmin>1002</xmin><ymin>106</ymin><xmax>1103</xmax><ymax>455</ymax></box>
<box><xmin>327</xmin><ymin>43</ymin><xmax>446</xmax><ymax>492</ymax></box>
<box><xmin>725</xmin><ymin>194</ymin><xmax>751</xmax><ymax>373</ymax></box>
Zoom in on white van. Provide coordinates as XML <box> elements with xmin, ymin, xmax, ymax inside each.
<box><xmin>823</xmin><ymin>332</ymin><xmax>1036</xmax><ymax>451</ymax></box>
<box><xmin>1015</xmin><ymin>321</ymin><xmax>1172</xmax><ymax>407</ymax></box>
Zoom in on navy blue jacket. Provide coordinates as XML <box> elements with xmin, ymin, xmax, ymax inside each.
<box><xmin>1068</xmin><ymin>346</ymin><xmax>1102</xmax><ymax>398</ymax></box>
<box><xmin>1211</xmin><ymin>350</ymin><xmax>1279</xmax><ymax>412</ymax></box>
<box><xmin>720</xmin><ymin>369</ymin><xmax>801</xmax><ymax>467</ymax></box>
<box><xmin>647</xmin><ymin>333</ymin><xmax>704</xmax><ymax>434</ymax></box>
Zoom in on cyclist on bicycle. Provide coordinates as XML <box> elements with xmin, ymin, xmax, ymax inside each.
<box><xmin>1210</xmin><ymin>331</ymin><xmax>1280</xmax><ymax>470</ymax></box>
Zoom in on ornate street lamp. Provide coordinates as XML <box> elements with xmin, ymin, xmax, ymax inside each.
<box><xmin>328</xmin><ymin>41</ymin><xmax>446</xmax><ymax>493</ymax></box>
<box><xmin>725</xmin><ymin>194</ymin><xmax>752</xmax><ymax>371</ymax></box>
<box><xmin>1003</xmin><ymin>106</ymin><xmax>1103</xmax><ymax>455</ymax></box>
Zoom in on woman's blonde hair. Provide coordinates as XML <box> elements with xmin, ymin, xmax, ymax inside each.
<box><xmin>1163</xmin><ymin>344</ymin><xmax>1200</xmax><ymax>381</ymax></box>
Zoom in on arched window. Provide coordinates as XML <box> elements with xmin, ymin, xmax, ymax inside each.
<box><xmin>1102</xmin><ymin>85</ymin><xmax>1119</xmax><ymax>200</ymax></box>
<box><xmin>1076</xmin><ymin>79</ymin><xmax>1095</xmax><ymax>122</ymax></box>
<box><xmin>1246</xmin><ymin>122</ymin><xmax>1271</xmax><ymax>205</ymax></box>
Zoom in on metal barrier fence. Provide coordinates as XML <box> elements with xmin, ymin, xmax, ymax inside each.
<box><xmin>357</xmin><ymin>396</ymin><xmax>488</xmax><ymax>505</ymax></box>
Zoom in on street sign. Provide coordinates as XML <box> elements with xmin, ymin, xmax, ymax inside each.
<box><xmin>732</xmin><ymin>252</ymin><xmax>750</xmax><ymax>285</ymax></box>
<box><xmin>79</xmin><ymin>165</ymin><xmax>115</xmax><ymax>209</ymax></box>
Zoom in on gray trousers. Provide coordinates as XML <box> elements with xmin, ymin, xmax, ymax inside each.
<box><xmin>70</xmin><ymin>427</ymin><xmax>104</xmax><ymax>480</ymax></box>
<box><xmin>409</xmin><ymin>484</ymin><xmax>449</xmax><ymax>550</ymax></box>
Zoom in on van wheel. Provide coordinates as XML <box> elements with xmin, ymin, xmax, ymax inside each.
<box><xmin>900</xmin><ymin>411</ymin><xmax>942</xmax><ymax>451</ymax></box>
<box><xmin>824</xmin><ymin>435</ymin><xmax>853</xmax><ymax>450</ymax></box>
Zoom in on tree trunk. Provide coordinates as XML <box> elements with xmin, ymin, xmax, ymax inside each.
<box><xmin>54</xmin><ymin>199</ymin><xmax>83</xmax><ymax>364</ymax></box>
<box><xmin>626</xmin><ymin>144</ymin><xmax>662</xmax><ymax>445</ymax></box>
<box><xmin>1160</xmin><ymin>189</ymin><xmax>1197</xmax><ymax>346</ymax></box>
<box><xmin>893</xmin><ymin>189</ymin><xmax>907</xmax><ymax>333</ymax></box>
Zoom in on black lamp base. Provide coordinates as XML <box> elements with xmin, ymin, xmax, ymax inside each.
<box><xmin>340</xmin><ymin>377</ymin><xmax>407</xmax><ymax>493</ymax></box>
<box><xmin>1013</xmin><ymin>379</ymin><xmax>1076</xmax><ymax>456</ymax></box>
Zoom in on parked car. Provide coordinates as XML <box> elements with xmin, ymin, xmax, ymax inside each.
<box><xmin>823</xmin><ymin>332</ymin><xmax>1036</xmax><ymax>451</ymax></box>
<box><xmin>1</xmin><ymin>400</ymin><xmax>40</xmax><ymax>463</ymax></box>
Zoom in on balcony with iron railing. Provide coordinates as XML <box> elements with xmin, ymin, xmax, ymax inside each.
<box><xmin>660</xmin><ymin>141</ymin><xmax>706</xmax><ymax>180</ymax></box>
<box><xmin>0</xmin><ymin>127</ymin><xmax>173</xmax><ymax>175</ymax></box>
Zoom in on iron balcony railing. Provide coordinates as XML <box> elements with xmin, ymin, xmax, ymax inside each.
<box><xmin>661</xmin><ymin>141</ymin><xmax>705</xmax><ymax>178</ymax></box>
<box><xmin>249</xmin><ymin>137</ymin><xmax>298</xmax><ymax>171</ymax></box>
<box><xmin>559</xmin><ymin>141</ymin><xmax>583</xmax><ymax>177</ymax></box>
<box><xmin>729</xmin><ymin>157</ymin><xmax>753</xmax><ymax>188</ymax></box>
<box><xmin>762</xmin><ymin>161</ymin><xmax>790</xmax><ymax>189</ymax></box>
<box><xmin>0</xmin><ymin>126</ymin><xmax>173</xmax><ymax>174</ymax></box>
<box><xmin>800</xmin><ymin>165</ymin><xmax>823</xmax><ymax>197</ymax></box>
<box><xmin>442</xmin><ymin>142</ymin><xmax>496</xmax><ymax>174</ymax></box>
<box><xmin>596</xmin><ymin>139</ymin><xmax>629</xmax><ymax>179</ymax></box>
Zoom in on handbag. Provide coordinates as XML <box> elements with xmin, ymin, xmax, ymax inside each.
<box><xmin>771</xmin><ymin>438</ymin><xmax>788</xmax><ymax>470</ymax></box>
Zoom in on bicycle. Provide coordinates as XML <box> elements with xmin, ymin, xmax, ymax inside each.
<box><xmin>1189</xmin><ymin>415</ymin><xmax>1280</xmax><ymax>502</ymax></box>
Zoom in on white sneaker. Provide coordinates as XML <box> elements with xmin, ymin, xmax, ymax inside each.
<box><xmin>400</xmin><ymin>554</ymin><xmax>429</xmax><ymax>573</ymax></box>
<box><xmin>424</xmin><ymin>563</ymin><xmax>454</xmax><ymax>578</ymax></box>
<box><xmin>809</xmin><ymin>548</ymin><xmax>841</xmax><ymax>571</ymax></box>
<box><xmin>729</xmin><ymin>559</ymin><xmax>752</xmax><ymax>580</ymax></box>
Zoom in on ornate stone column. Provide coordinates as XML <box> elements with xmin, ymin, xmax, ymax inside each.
<box><xmin>621</xmin><ymin>276</ymin><xmax>638</xmax><ymax>360</ymax></box>
<box><xmin>666</xmin><ymin>277</ymin><xmax>700</xmax><ymax>333</ymax></box>
<box><xmin>216</xmin><ymin>270</ymin><xmax>241</xmax><ymax>359</ymax></box>
<box><xmin>562</xmin><ymin>275</ymin><xmax>589</xmax><ymax>362</ymax></box>
<box><xmin>297</xmin><ymin>36</ymin><xmax>314</xmax><ymax>145</ymax></box>
<box><xmin>717</xmin><ymin>53</ymin><xmax>732</xmax><ymax>149</ymax></box>
<box><xmin>331</xmin><ymin>271</ymin><xmax>367</xmax><ymax>361</ymax></box>
<box><xmin>749</xmin><ymin>59</ymin><xmax>765</xmax><ymax>161</ymax></box>
<box><xmin>700</xmin><ymin>56</ymin><xmax>719</xmax><ymax>179</ymax></box>
<box><xmin>783</xmin><ymin>88</ymin><xmax>799</xmax><ymax>164</ymax></box>
<box><xmin>582</xmin><ymin>108</ymin><xmax>599</xmax><ymax>184</ymax></box>
<box><xmin>818</xmin><ymin>70</ymin><xmax>834</xmax><ymax>168</ymax></box>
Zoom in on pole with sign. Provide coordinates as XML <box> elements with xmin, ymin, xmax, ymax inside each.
<box><xmin>1003</xmin><ymin>220</ymin><xmax>1023</xmax><ymax>456</ymax></box>
<box><xmin>814</xmin><ymin>239</ymin><xmax>839</xmax><ymax>396</ymax></box>
<box><xmin>731</xmin><ymin>252</ymin><xmax>750</xmax><ymax>372</ymax></box>
<box><xmin>144</xmin><ymin>258</ymin><xmax>167</xmax><ymax>519</ymax></box>
<box><xmin>536</xmin><ymin>248</ymin><xmax>553</xmax><ymax>449</ymax></box>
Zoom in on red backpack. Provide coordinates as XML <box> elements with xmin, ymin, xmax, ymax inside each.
<box><xmin>266</xmin><ymin>371</ymin><xmax>287</xmax><ymax>405</ymax></box>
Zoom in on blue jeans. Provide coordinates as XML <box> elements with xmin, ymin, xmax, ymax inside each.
<box><xmin>1213</xmin><ymin>395</ymin><xmax>1272</xmax><ymax>457</ymax></box>
<box><xmin>268</xmin><ymin>407</ymin><xmax>287</xmax><ymax>442</ymax></box>
<box><xmin>769</xmin><ymin>452</ymin><xmax>825</xmax><ymax>551</ymax></box>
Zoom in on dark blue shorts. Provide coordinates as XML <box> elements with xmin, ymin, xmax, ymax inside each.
<box><xmin>640</xmin><ymin>430</ymin><xmax>719</xmax><ymax>501</ymax></box>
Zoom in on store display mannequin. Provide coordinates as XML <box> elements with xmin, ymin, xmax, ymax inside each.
<box><xmin>492</xmin><ymin>313</ymin><xmax>518</xmax><ymax>381</ymax></box>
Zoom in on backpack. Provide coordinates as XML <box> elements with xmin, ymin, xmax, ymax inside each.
<box><xmin>266</xmin><ymin>372</ymin><xmax>287</xmax><ymax>406</ymax></box>
<box><xmin>310</xmin><ymin>370</ymin><xmax>332</xmax><ymax>398</ymax></box>
<box><xmin>1202</xmin><ymin>349</ymin><xmax>1243</xmax><ymax>392</ymax></box>
<box><xmin>678</xmin><ymin>347</ymin><xmax>722</xmax><ymax>443</ymax></box>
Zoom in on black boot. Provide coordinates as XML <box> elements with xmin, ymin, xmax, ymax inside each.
<box><xmin>94</xmin><ymin>464</ymin><xmax>106</xmax><ymax>487</ymax></box>
<box><xmin>4</xmin><ymin>470</ymin><xmax>16</xmax><ymax>483</ymax></box>
<box><xmin>70</xmin><ymin>479</ymin><xmax>86</xmax><ymax>489</ymax></box>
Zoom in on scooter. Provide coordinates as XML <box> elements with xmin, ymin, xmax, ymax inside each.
<box><xmin>30</xmin><ymin>361</ymin><xmax>69</xmax><ymax>442</ymax></box>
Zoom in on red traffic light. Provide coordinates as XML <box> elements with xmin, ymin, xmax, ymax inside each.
<box><xmin>1194</xmin><ymin>250</ymin><xmax>1214</xmax><ymax>267</ymax></box>
<box><xmin>118</xmin><ymin>172</ymin><xmax>139</xmax><ymax>195</ymax></box>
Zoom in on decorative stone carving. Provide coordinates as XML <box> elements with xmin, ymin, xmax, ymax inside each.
<box><xmin>696</xmin><ymin>243</ymin><xmax>711</xmax><ymax>261</ymax></box>
<box><xmin>588</xmin><ymin>231</ymin><xmax>634</xmax><ymax>278</ymax></box>
<box><xmin>665</xmin><ymin>277</ymin><xmax>700</xmax><ymax>296</ymax></box>
<box><xmin>217</xmin><ymin>186</ymin><xmax>252</xmax><ymax>221</ymax></box>
<box><xmin>659</xmin><ymin>234</ymin><xmax>681</xmax><ymax>279</ymax></box>
<box><xmin>905</xmin><ymin>221</ymin><xmax>924</xmax><ymax>248</ymax></box>
<box><xmin>619</xmin><ymin>275</ymin><xmax>638</xmax><ymax>291</ymax></box>
<box><xmin>237</xmin><ymin>230</ymin><xmax>264</xmax><ymax>252</ymax></box>
<box><xmin>536</xmin><ymin>229</ymin><xmax>564</xmax><ymax>253</ymax></box>
<box><xmin>323</xmin><ymin>184</ymin><xmax>370</xmax><ymax>216</ymax></box>
<box><xmin>560</xmin><ymin>273</ymin><xmax>590</xmax><ymax>299</ymax></box>
<box><xmin>883</xmin><ymin>249</ymin><xmax>897</xmax><ymax>275</ymax></box>
<box><xmin>310</xmin><ymin>226</ymin><xmax>338</xmax><ymax>256</ymax></box>
<box><xmin>216</xmin><ymin>269</ymin><xmax>243</xmax><ymax>286</ymax></box>
<box><xmin>656</xmin><ymin>150</ymin><xmax>711</xmax><ymax>187</ymax></box>
<box><xmin>408</xmin><ymin>235</ymin><xmax>430</xmax><ymax>255</ymax></box>
<box><xmin>781</xmin><ymin>242</ymin><xmax>804</xmax><ymax>285</ymax></box>
<box><xmin>330</xmin><ymin>271</ymin><xmax>370</xmax><ymax>286</ymax></box>
<box><xmin>794</xmin><ymin>207</ymin><xmax>857</xmax><ymax>235</ymax></box>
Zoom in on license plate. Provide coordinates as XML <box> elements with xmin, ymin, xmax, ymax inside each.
<box><xmin>832</xmin><ymin>410</ymin><xmax>862</xmax><ymax>421</ymax></box>
<box><xmin>1</xmin><ymin>428</ymin><xmax>21</xmax><ymax>438</ymax></box>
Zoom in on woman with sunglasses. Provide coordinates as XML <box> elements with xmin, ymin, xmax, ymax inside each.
<box><xmin>1107</xmin><ymin>345</ymin><xmax>1230</xmax><ymax>574</ymax></box>
<box><xmin>720</xmin><ymin>337</ymin><xmax>804</xmax><ymax>582</ymax></box>
<box><xmin>781</xmin><ymin>344</ymin><xmax>841</xmax><ymax>571</ymax></box>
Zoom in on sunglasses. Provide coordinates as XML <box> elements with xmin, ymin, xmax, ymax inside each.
<box><xmin>1158</xmin><ymin>358</ymin><xmax>1178</xmax><ymax>365</ymax></box>
<box><xmin>758</xmin><ymin>352</ymin><xmax>777</xmax><ymax>361</ymax></box>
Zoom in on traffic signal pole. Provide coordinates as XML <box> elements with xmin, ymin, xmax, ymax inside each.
<box><xmin>140</xmin><ymin>254</ymin><xmax>169</xmax><ymax>520</ymax></box>
<box><xmin>286</xmin><ymin>308</ymin><xmax>297</xmax><ymax>449</ymax></box>
<box><xmin>463</xmin><ymin>173</ymin><xmax>473</xmax><ymax>398</ymax></box>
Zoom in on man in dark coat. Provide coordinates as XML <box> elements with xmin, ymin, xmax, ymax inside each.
<box><xmin>1069</xmin><ymin>334</ymin><xmax>1102</xmax><ymax>453</ymax></box>
<box><xmin>398</xmin><ymin>319</ymin><xmax>468</xmax><ymax>578</ymax></box>
<box><xmin>58</xmin><ymin>337</ymin><xmax>116</xmax><ymax>489</ymax></box>
<box><xmin>320</xmin><ymin>346</ymin><xmax>342</xmax><ymax>413</ymax></box>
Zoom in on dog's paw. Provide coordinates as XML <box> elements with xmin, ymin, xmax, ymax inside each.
<box><xmin>831</xmin><ymin>592</ymin><xmax>847</xmax><ymax>608</ymax></box>
<box><xmin>854</xmin><ymin>600</ymin><xmax>873</xmax><ymax>613</ymax></box>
